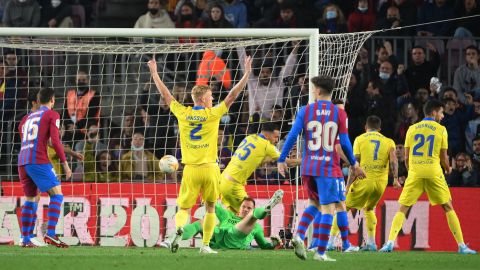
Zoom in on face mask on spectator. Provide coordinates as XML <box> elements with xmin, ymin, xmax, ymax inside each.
<box><xmin>387</xmin><ymin>17</ymin><xmax>399</xmax><ymax>23</ymax></box>
<box><xmin>148</xmin><ymin>8</ymin><xmax>159</xmax><ymax>15</ymax></box>
<box><xmin>77</xmin><ymin>82</ymin><xmax>89</xmax><ymax>94</ymax></box>
<box><xmin>51</xmin><ymin>0</ymin><xmax>61</xmax><ymax>8</ymax></box>
<box><xmin>379</xmin><ymin>72</ymin><xmax>390</xmax><ymax>80</ymax></box>
<box><xmin>131</xmin><ymin>145</ymin><xmax>144</xmax><ymax>151</ymax></box>
<box><xmin>326</xmin><ymin>11</ymin><xmax>337</xmax><ymax>20</ymax></box>
<box><xmin>181</xmin><ymin>14</ymin><xmax>193</xmax><ymax>21</ymax></box>
<box><xmin>358</xmin><ymin>6</ymin><xmax>368</xmax><ymax>12</ymax></box>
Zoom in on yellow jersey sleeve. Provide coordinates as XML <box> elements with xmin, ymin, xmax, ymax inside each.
<box><xmin>170</xmin><ymin>99</ymin><xmax>185</xmax><ymax>117</ymax></box>
<box><xmin>441</xmin><ymin>126</ymin><xmax>448</xmax><ymax>150</ymax></box>
<box><xmin>266</xmin><ymin>143</ymin><xmax>280</xmax><ymax>160</ymax></box>
<box><xmin>353</xmin><ymin>135</ymin><xmax>362</xmax><ymax>156</ymax></box>
<box><xmin>211</xmin><ymin>101</ymin><xmax>229</xmax><ymax>118</ymax></box>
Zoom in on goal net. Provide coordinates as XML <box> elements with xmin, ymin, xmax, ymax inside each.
<box><xmin>0</xmin><ymin>28</ymin><xmax>373</xmax><ymax>247</ymax></box>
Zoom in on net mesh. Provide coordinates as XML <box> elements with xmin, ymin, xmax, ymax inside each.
<box><xmin>0</xmin><ymin>31</ymin><xmax>372</xmax><ymax>246</ymax></box>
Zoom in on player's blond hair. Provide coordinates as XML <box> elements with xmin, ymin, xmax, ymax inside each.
<box><xmin>191</xmin><ymin>85</ymin><xmax>211</xmax><ymax>103</ymax></box>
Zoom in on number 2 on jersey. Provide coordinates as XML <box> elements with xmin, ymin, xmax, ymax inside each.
<box><xmin>189</xmin><ymin>124</ymin><xmax>202</xmax><ymax>140</ymax></box>
<box><xmin>412</xmin><ymin>134</ymin><xmax>435</xmax><ymax>157</ymax></box>
<box><xmin>306</xmin><ymin>120</ymin><xmax>338</xmax><ymax>152</ymax></box>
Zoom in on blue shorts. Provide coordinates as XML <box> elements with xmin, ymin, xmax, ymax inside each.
<box><xmin>24</xmin><ymin>164</ymin><xmax>60</xmax><ymax>193</ymax></box>
<box><xmin>315</xmin><ymin>177</ymin><xmax>346</xmax><ymax>205</ymax></box>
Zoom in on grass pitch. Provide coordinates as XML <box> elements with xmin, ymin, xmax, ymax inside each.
<box><xmin>0</xmin><ymin>246</ymin><xmax>478</xmax><ymax>270</ymax></box>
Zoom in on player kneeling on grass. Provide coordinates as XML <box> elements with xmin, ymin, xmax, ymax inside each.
<box><xmin>162</xmin><ymin>190</ymin><xmax>284</xmax><ymax>252</ymax></box>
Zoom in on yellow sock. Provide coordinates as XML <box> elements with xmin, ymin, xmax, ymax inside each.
<box><xmin>446</xmin><ymin>210</ymin><xmax>464</xmax><ymax>244</ymax></box>
<box><xmin>388</xmin><ymin>212</ymin><xmax>406</xmax><ymax>242</ymax></box>
<box><xmin>330</xmin><ymin>214</ymin><xmax>340</xmax><ymax>237</ymax></box>
<box><xmin>202</xmin><ymin>212</ymin><xmax>216</xmax><ymax>245</ymax></box>
<box><xmin>364</xmin><ymin>210</ymin><xmax>377</xmax><ymax>239</ymax></box>
<box><xmin>175</xmin><ymin>209</ymin><xmax>189</xmax><ymax>229</ymax></box>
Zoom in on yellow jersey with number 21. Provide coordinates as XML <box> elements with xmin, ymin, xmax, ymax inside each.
<box><xmin>404</xmin><ymin>118</ymin><xmax>448</xmax><ymax>178</ymax></box>
<box><xmin>170</xmin><ymin>100</ymin><xmax>228</xmax><ymax>165</ymax></box>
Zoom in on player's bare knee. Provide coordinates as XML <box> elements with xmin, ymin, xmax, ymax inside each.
<box><xmin>25</xmin><ymin>196</ymin><xmax>36</xmax><ymax>202</ymax></box>
<box><xmin>48</xmin><ymin>185</ymin><xmax>62</xmax><ymax>196</ymax></box>
<box><xmin>335</xmin><ymin>202</ymin><xmax>346</xmax><ymax>212</ymax></box>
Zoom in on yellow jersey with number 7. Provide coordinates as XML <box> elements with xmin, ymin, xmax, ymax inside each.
<box><xmin>404</xmin><ymin>118</ymin><xmax>448</xmax><ymax>178</ymax></box>
<box><xmin>353</xmin><ymin>131</ymin><xmax>395</xmax><ymax>181</ymax></box>
<box><xmin>170</xmin><ymin>100</ymin><xmax>228</xmax><ymax>165</ymax></box>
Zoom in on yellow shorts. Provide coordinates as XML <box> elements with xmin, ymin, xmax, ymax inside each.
<box><xmin>219</xmin><ymin>175</ymin><xmax>248</xmax><ymax>213</ymax></box>
<box><xmin>177</xmin><ymin>163</ymin><xmax>221</xmax><ymax>209</ymax></box>
<box><xmin>346</xmin><ymin>178</ymin><xmax>387</xmax><ymax>210</ymax></box>
<box><xmin>398</xmin><ymin>174</ymin><xmax>451</xmax><ymax>206</ymax></box>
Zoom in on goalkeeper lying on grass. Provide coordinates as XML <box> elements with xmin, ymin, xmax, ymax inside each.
<box><xmin>162</xmin><ymin>190</ymin><xmax>284</xmax><ymax>251</ymax></box>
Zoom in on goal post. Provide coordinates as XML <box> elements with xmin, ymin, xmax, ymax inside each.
<box><xmin>0</xmin><ymin>28</ymin><xmax>373</xmax><ymax>247</ymax></box>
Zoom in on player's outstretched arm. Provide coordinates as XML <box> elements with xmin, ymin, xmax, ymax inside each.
<box><xmin>277</xmin><ymin>107</ymin><xmax>306</xmax><ymax>177</ymax></box>
<box><xmin>285</xmin><ymin>158</ymin><xmax>301</xmax><ymax>167</ymax></box>
<box><xmin>440</xmin><ymin>149</ymin><xmax>452</xmax><ymax>175</ymax></box>
<box><xmin>404</xmin><ymin>147</ymin><xmax>410</xmax><ymax>171</ymax></box>
<box><xmin>223</xmin><ymin>55</ymin><xmax>252</xmax><ymax>108</ymax></box>
<box><xmin>147</xmin><ymin>59</ymin><xmax>174</xmax><ymax>106</ymax></box>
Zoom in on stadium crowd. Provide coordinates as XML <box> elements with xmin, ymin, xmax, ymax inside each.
<box><xmin>1</xmin><ymin>0</ymin><xmax>480</xmax><ymax>187</ymax></box>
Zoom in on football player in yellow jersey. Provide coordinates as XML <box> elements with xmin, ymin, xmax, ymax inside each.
<box><xmin>148</xmin><ymin>55</ymin><xmax>252</xmax><ymax>254</ymax></box>
<box><xmin>220</xmin><ymin>122</ymin><xmax>300</xmax><ymax>213</ymax></box>
<box><xmin>379</xmin><ymin>100</ymin><xmax>476</xmax><ymax>254</ymax></box>
<box><xmin>329</xmin><ymin>115</ymin><xmax>398</xmax><ymax>251</ymax></box>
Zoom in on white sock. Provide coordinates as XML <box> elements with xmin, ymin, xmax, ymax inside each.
<box><xmin>368</xmin><ymin>236</ymin><xmax>375</xmax><ymax>245</ymax></box>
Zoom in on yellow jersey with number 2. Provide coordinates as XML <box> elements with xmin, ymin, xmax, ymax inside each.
<box><xmin>170</xmin><ymin>100</ymin><xmax>228</xmax><ymax>165</ymax></box>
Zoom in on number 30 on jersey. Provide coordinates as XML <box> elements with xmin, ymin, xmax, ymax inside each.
<box><xmin>306</xmin><ymin>120</ymin><xmax>338</xmax><ymax>152</ymax></box>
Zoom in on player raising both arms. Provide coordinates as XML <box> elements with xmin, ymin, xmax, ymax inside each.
<box><xmin>162</xmin><ymin>191</ymin><xmax>284</xmax><ymax>250</ymax></box>
<box><xmin>18</xmin><ymin>88</ymin><xmax>72</xmax><ymax>248</ymax></box>
<box><xmin>328</xmin><ymin>115</ymin><xmax>398</xmax><ymax>251</ymax></box>
<box><xmin>379</xmin><ymin>100</ymin><xmax>476</xmax><ymax>254</ymax></box>
<box><xmin>220</xmin><ymin>122</ymin><xmax>300</xmax><ymax>213</ymax></box>
<box><xmin>148</xmin><ymin>55</ymin><xmax>252</xmax><ymax>254</ymax></box>
<box><xmin>277</xmin><ymin>76</ymin><xmax>365</xmax><ymax>261</ymax></box>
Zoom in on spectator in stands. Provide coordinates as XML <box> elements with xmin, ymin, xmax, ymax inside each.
<box><xmin>471</xmin><ymin>136</ymin><xmax>480</xmax><ymax>184</ymax></box>
<box><xmin>0</xmin><ymin>59</ymin><xmax>27</xmax><ymax>124</ymax></box>
<box><xmin>3</xmin><ymin>50</ymin><xmax>29</xmax><ymax>89</ymax></box>
<box><xmin>175</xmin><ymin>1</ymin><xmax>204</xmax><ymax>43</ymax></box>
<box><xmin>417</xmin><ymin>0</ymin><xmax>454</xmax><ymax>36</ymax></box>
<box><xmin>218</xmin><ymin>126</ymin><xmax>231</xmax><ymax>170</ymax></box>
<box><xmin>453</xmin><ymin>45</ymin><xmax>480</xmax><ymax>103</ymax></box>
<box><xmin>196</xmin><ymin>50</ymin><xmax>232</xmax><ymax>90</ymax></box>
<box><xmin>441</xmin><ymin>87</ymin><xmax>461</xmax><ymax>105</ymax></box>
<box><xmin>202</xmin><ymin>1</ymin><xmax>233</xmax><ymax>28</ymax></box>
<box><xmin>223</xmin><ymin>0</ymin><xmax>248</xmax><ymax>28</ymax></box>
<box><xmin>347</xmin><ymin>0</ymin><xmax>376</xmax><ymax>32</ymax></box>
<box><xmin>405</xmin><ymin>44</ymin><xmax>441</xmax><ymax>96</ymax></box>
<box><xmin>346</xmin><ymin>69</ymin><xmax>368</xmax><ymax>141</ymax></box>
<box><xmin>465</xmin><ymin>96</ymin><xmax>480</xmax><ymax>154</ymax></box>
<box><xmin>237</xmin><ymin>41</ymin><xmax>299</xmax><ymax>120</ymax></box>
<box><xmin>369</xmin><ymin>42</ymin><xmax>398</xmax><ymax>81</ymax></box>
<box><xmin>454</xmin><ymin>0</ymin><xmax>480</xmax><ymax>38</ymax></box>
<box><xmin>441</xmin><ymin>97</ymin><xmax>475</xmax><ymax>157</ymax></box>
<box><xmin>448</xmin><ymin>152</ymin><xmax>476</xmax><ymax>186</ymax></box>
<box><xmin>413</xmin><ymin>87</ymin><xmax>430</xmax><ymax>118</ymax></box>
<box><xmin>111</xmin><ymin>111</ymin><xmax>135</xmax><ymax>159</ymax></box>
<box><xmin>76</xmin><ymin>124</ymin><xmax>108</xmax><ymax>182</ymax></box>
<box><xmin>395</xmin><ymin>144</ymin><xmax>408</xmax><ymax>185</ymax></box>
<box><xmin>2</xmin><ymin>0</ymin><xmax>40</xmax><ymax>27</ymax></box>
<box><xmin>286</xmin><ymin>75</ymin><xmax>309</xmax><ymax>121</ymax></box>
<box><xmin>255</xmin><ymin>1</ymin><xmax>303</xmax><ymax>28</ymax></box>
<box><xmin>376</xmin><ymin>60</ymin><xmax>409</xmax><ymax>105</ymax></box>
<box><xmin>139</xmin><ymin>83</ymin><xmax>177</xmax><ymax>158</ymax></box>
<box><xmin>94</xmin><ymin>151</ymin><xmax>119</xmax><ymax>183</ymax></box>
<box><xmin>134</xmin><ymin>0</ymin><xmax>174</xmax><ymax>28</ymax></box>
<box><xmin>120</xmin><ymin>131</ymin><xmax>162</xmax><ymax>182</ymax></box>
<box><xmin>395</xmin><ymin>102</ymin><xmax>419</xmax><ymax>143</ymax></box>
<box><xmin>378</xmin><ymin>0</ymin><xmax>417</xmax><ymax>35</ymax></box>
<box><xmin>63</xmin><ymin>70</ymin><xmax>101</xmax><ymax>141</ymax></box>
<box><xmin>317</xmin><ymin>3</ymin><xmax>347</xmax><ymax>34</ymax></box>
<box><xmin>375</xmin><ymin>5</ymin><xmax>410</xmax><ymax>38</ymax></box>
<box><xmin>39</xmin><ymin>0</ymin><xmax>73</xmax><ymax>27</ymax></box>
<box><xmin>365</xmin><ymin>80</ymin><xmax>396</xmax><ymax>139</ymax></box>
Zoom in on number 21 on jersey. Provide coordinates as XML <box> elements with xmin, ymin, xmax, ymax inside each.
<box><xmin>307</xmin><ymin>120</ymin><xmax>338</xmax><ymax>152</ymax></box>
